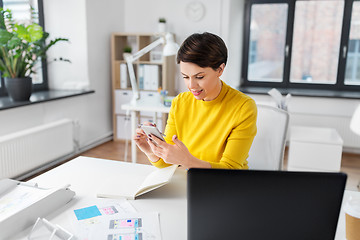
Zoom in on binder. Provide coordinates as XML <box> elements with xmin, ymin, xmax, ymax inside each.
<box><xmin>143</xmin><ymin>65</ymin><xmax>152</xmax><ymax>90</ymax></box>
<box><xmin>150</xmin><ymin>65</ymin><xmax>160</xmax><ymax>91</ymax></box>
<box><xmin>120</xmin><ymin>63</ymin><xmax>128</xmax><ymax>89</ymax></box>
<box><xmin>143</xmin><ymin>65</ymin><xmax>160</xmax><ymax>91</ymax></box>
<box><xmin>0</xmin><ymin>179</ymin><xmax>75</xmax><ymax>240</ymax></box>
<box><xmin>138</xmin><ymin>64</ymin><xmax>145</xmax><ymax>90</ymax></box>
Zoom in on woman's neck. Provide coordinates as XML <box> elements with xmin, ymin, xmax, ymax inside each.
<box><xmin>203</xmin><ymin>79</ymin><xmax>223</xmax><ymax>101</ymax></box>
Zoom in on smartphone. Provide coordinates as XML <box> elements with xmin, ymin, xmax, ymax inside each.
<box><xmin>141</xmin><ymin>125</ymin><xmax>165</xmax><ymax>142</ymax></box>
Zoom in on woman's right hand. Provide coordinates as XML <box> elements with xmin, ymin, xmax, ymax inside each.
<box><xmin>133</xmin><ymin>122</ymin><xmax>160</xmax><ymax>161</ymax></box>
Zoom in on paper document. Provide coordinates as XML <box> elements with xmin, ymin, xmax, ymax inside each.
<box><xmin>97</xmin><ymin>164</ymin><xmax>178</xmax><ymax>200</ymax></box>
<box><xmin>70</xmin><ymin>200</ymin><xmax>161</xmax><ymax>240</ymax></box>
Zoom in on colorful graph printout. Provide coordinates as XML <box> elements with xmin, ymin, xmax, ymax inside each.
<box><xmin>107</xmin><ymin>232</ymin><xmax>142</xmax><ymax>240</ymax></box>
<box><xmin>109</xmin><ymin>218</ymin><xmax>142</xmax><ymax>229</ymax></box>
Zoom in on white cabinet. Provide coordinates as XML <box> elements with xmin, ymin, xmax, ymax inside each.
<box><xmin>288</xmin><ymin>126</ymin><xmax>343</xmax><ymax>172</ymax></box>
<box><xmin>114</xmin><ymin>89</ymin><xmax>164</xmax><ymax>140</ymax></box>
<box><xmin>115</xmin><ymin>90</ymin><xmax>133</xmax><ymax>115</ymax></box>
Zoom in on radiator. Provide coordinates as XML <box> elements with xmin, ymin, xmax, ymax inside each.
<box><xmin>0</xmin><ymin>119</ymin><xmax>74</xmax><ymax>179</ymax></box>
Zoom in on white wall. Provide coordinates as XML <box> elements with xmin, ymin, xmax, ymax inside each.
<box><xmin>45</xmin><ymin>0</ymin><xmax>89</xmax><ymax>90</ymax></box>
<box><xmin>124</xmin><ymin>0</ymin><xmax>240</xmax><ymax>92</ymax></box>
<box><xmin>221</xmin><ymin>0</ymin><xmax>245</xmax><ymax>89</ymax></box>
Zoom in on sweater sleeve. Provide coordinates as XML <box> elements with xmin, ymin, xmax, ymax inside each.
<box><xmin>209</xmin><ymin>99</ymin><xmax>257</xmax><ymax>169</ymax></box>
<box><xmin>149</xmin><ymin>96</ymin><xmax>179</xmax><ymax>169</ymax></box>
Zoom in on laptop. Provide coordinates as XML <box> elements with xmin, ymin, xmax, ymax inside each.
<box><xmin>187</xmin><ymin>169</ymin><xmax>347</xmax><ymax>240</ymax></box>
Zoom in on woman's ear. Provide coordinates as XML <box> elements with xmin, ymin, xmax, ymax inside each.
<box><xmin>217</xmin><ymin>63</ymin><xmax>225</xmax><ymax>77</ymax></box>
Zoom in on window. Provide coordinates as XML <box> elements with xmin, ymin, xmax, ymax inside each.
<box><xmin>290</xmin><ymin>1</ymin><xmax>344</xmax><ymax>85</ymax></box>
<box><xmin>242</xmin><ymin>0</ymin><xmax>360</xmax><ymax>92</ymax></box>
<box><xmin>0</xmin><ymin>0</ymin><xmax>47</xmax><ymax>97</ymax></box>
<box><xmin>345</xmin><ymin>1</ymin><xmax>360</xmax><ymax>86</ymax></box>
<box><xmin>247</xmin><ymin>3</ymin><xmax>288</xmax><ymax>83</ymax></box>
<box><xmin>249</xmin><ymin>40</ymin><xmax>258</xmax><ymax>64</ymax></box>
<box><xmin>345</xmin><ymin>39</ymin><xmax>360</xmax><ymax>85</ymax></box>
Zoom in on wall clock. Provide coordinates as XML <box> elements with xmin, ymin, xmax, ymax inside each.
<box><xmin>186</xmin><ymin>1</ymin><xmax>206</xmax><ymax>22</ymax></box>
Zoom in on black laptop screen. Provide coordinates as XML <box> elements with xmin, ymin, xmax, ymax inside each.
<box><xmin>187</xmin><ymin>169</ymin><xmax>347</xmax><ymax>240</ymax></box>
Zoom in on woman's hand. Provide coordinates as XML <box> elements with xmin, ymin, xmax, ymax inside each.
<box><xmin>133</xmin><ymin>122</ymin><xmax>160</xmax><ymax>162</ymax></box>
<box><xmin>147</xmin><ymin>134</ymin><xmax>211</xmax><ymax>169</ymax></box>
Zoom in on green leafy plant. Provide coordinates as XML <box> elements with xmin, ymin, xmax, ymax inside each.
<box><xmin>123</xmin><ymin>45</ymin><xmax>132</xmax><ymax>53</ymax></box>
<box><xmin>0</xmin><ymin>8</ymin><xmax>69</xmax><ymax>78</ymax></box>
<box><xmin>159</xmin><ymin>18</ymin><xmax>166</xmax><ymax>23</ymax></box>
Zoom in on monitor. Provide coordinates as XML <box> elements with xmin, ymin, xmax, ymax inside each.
<box><xmin>187</xmin><ymin>169</ymin><xmax>347</xmax><ymax>240</ymax></box>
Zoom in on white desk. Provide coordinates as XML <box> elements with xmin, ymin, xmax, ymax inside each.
<box><xmin>11</xmin><ymin>156</ymin><xmax>358</xmax><ymax>240</ymax></box>
<box><xmin>121</xmin><ymin>99</ymin><xmax>171</xmax><ymax>163</ymax></box>
<box><xmin>12</xmin><ymin>156</ymin><xmax>186</xmax><ymax>240</ymax></box>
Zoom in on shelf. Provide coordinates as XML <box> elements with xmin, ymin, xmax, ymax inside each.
<box><xmin>115</xmin><ymin>60</ymin><xmax>162</xmax><ymax>65</ymax></box>
<box><xmin>111</xmin><ymin>32</ymin><xmax>176</xmax><ymax>140</ymax></box>
<box><xmin>138</xmin><ymin>61</ymin><xmax>163</xmax><ymax>65</ymax></box>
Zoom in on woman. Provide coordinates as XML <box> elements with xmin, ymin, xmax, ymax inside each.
<box><xmin>134</xmin><ymin>32</ymin><xmax>257</xmax><ymax>169</ymax></box>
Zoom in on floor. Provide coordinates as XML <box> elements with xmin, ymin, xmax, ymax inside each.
<box><xmin>79</xmin><ymin>140</ymin><xmax>360</xmax><ymax>191</ymax></box>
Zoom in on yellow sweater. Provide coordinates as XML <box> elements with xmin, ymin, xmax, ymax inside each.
<box><xmin>151</xmin><ymin>81</ymin><xmax>257</xmax><ymax>169</ymax></box>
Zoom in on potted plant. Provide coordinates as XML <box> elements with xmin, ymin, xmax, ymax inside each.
<box><xmin>123</xmin><ymin>45</ymin><xmax>132</xmax><ymax>61</ymax></box>
<box><xmin>0</xmin><ymin>8</ymin><xmax>69</xmax><ymax>101</ymax></box>
<box><xmin>158</xmin><ymin>17</ymin><xmax>166</xmax><ymax>33</ymax></box>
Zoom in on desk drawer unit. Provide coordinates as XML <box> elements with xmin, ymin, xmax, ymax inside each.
<box><xmin>288</xmin><ymin>126</ymin><xmax>343</xmax><ymax>172</ymax></box>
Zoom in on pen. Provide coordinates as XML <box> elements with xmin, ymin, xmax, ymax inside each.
<box><xmin>18</xmin><ymin>181</ymin><xmax>38</xmax><ymax>187</ymax></box>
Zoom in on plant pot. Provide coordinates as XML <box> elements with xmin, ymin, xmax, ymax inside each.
<box><xmin>123</xmin><ymin>52</ymin><xmax>132</xmax><ymax>61</ymax></box>
<box><xmin>158</xmin><ymin>22</ymin><xmax>166</xmax><ymax>33</ymax></box>
<box><xmin>4</xmin><ymin>77</ymin><xmax>33</xmax><ymax>101</ymax></box>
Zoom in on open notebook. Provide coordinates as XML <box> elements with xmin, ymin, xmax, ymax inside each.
<box><xmin>97</xmin><ymin>164</ymin><xmax>178</xmax><ymax>200</ymax></box>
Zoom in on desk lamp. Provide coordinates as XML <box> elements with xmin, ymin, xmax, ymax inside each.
<box><xmin>124</xmin><ymin>33</ymin><xmax>179</xmax><ymax>103</ymax></box>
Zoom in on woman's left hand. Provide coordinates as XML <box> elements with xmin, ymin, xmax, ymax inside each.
<box><xmin>147</xmin><ymin>134</ymin><xmax>194</xmax><ymax>167</ymax></box>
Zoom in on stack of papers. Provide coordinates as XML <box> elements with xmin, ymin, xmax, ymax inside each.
<box><xmin>70</xmin><ymin>198</ymin><xmax>162</xmax><ymax>240</ymax></box>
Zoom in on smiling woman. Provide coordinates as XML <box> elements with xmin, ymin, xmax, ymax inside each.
<box><xmin>134</xmin><ymin>32</ymin><xmax>258</xmax><ymax>170</ymax></box>
<box><xmin>180</xmin><ymin>62</ymin><xmax>224</xmax><ymax>101</ymax></box>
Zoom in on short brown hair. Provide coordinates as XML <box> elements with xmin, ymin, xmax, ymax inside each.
<box><xmin>176</xmin><ymin>32</ymin><xmax>228</xmax><ymax>70</ymax></box>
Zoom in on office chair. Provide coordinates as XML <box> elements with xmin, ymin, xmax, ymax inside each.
<box><xmin>350</xmin><ymin>103</ymin><xmax>360</xmax><ymax>190</ymax></box>
<box><xmin>247</xmin><ymin>104</ymin><xmax>290</xmax><ymax>170</ymax></box>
